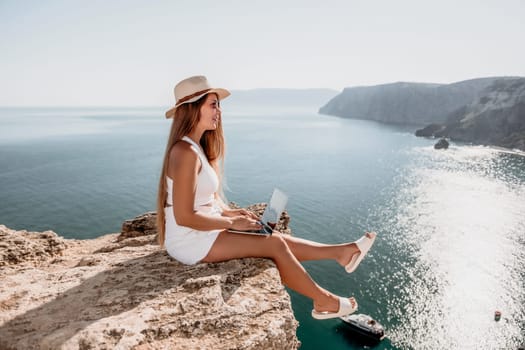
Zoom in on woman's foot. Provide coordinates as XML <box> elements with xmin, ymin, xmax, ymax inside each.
<box><xmin>312</xmin><ymin>294</ymin><xmax>358</xmax><ymax>319</ymax></box>
<box><xmin>337</xmin><ymin>232</ymin><xmax>377</xmax><ymax>271</ymax></box>
<box><xmin>313</xmin><ymin>294</ymin><xmax>357</xmax><ymax>313</ymax></box>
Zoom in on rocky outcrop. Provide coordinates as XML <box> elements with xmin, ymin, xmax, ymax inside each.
<box><xmin>415</xmin><ymin>78</ymin><xmax>525</xmax><ymax>150</ymax></box>
<box><xmin>434</xmin><ymin>138</ymin><xmax>449</xmax><ymax>150</ymax></box>
<box><xmin>0</xmin><ymin>229</ymin><xmax>68</xmax><ymax>266</ymax></box>
<box><xmin>319</xmin><ymin>78</ymin><xmax>503</xmax><ymax>125</ymax></box>
<box><xmin>0</xmin><ymin>206</ymin><xmax>299</xmax><ymax>350</ymax></box>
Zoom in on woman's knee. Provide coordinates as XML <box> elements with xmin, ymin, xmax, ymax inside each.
<box><xmin>267</xmin><ymin>234</ymin><xmax>290</xmax><ymax>257</ymax></box>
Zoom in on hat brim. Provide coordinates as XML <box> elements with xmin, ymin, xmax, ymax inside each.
<box><xmin>165</xmin><ymin>88</ymin><xmax>230</xmax><ymax>119</ymax></box>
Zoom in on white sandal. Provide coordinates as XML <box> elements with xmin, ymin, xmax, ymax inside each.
<box><xmin>311</xmin><ymin>297</ymin><xmax>358</xmax><ymax>320</ymax></box>
<box><xmin>345</xmin><ymin>232</ymin><xmax>377</xmax><ymax>273</ymax></box>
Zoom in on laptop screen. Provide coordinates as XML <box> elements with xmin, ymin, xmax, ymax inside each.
<box><xmin>261</xmin><ymin>188</ymin><xmax>288</xmax><ymax>229</ymax></box>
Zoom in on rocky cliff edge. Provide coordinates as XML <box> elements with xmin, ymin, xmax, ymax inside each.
<box><xmin>0</xmin><ymin>205</ymin><xmax>299</xmax><ymax>350</ymax></box>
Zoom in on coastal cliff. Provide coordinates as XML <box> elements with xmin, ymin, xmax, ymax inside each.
<box><xmin>0</xmin><ymin>206</ymin><xmax>299</xmax><ymax>350</ymax></box>
<box><xmin>415</xmin><ymin>78</ymin><xmax>525</xmax><ymax>150</ymax></box>
<box><xmin>319</xmin><ymin>77</ymin><xmax>501</xmax><ymax>125</ymax></box>
<box><xmin>319</xmin><ymin>76</ymin><xmax>525</xmax><ymax>150</ymax></box>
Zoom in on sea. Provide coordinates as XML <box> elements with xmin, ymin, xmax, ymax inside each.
<box><xmin>1</xmin><ymin>101</ymin><xmax>524</xmax><ymax>350</ymax></box>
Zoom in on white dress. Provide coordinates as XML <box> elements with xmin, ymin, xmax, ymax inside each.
<box><xmin>164</xmin><ymin>136</ymin><xmax>222</xmax><ymax>264</ymax></box>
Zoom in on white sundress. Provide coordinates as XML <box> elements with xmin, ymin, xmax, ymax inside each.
<box><xmin>164</xmin><ymin>136</ymin><xmax>222</xmax><ymax>264</ymax></box>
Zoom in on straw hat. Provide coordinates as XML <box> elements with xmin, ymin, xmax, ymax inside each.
<box><xmin>165</xmin><ymin>75</ymin><xmax>230</xmax><ymax>118</ymax></box>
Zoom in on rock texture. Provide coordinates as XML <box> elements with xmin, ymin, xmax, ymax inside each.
<box><xmin>0</xmin><ymin>205</ymin><xmax>299</xmax><ymax>350</ymax></box>
<box><xmin>416</xmin><ymin>78</ymin><xmax>525</xmax><ymax>150</ymax></box>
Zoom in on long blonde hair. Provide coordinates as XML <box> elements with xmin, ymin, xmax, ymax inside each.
<box><xmin>156</xmin><ymin>93</ymin><xmax>226</xmax><ymax>246</ymax></box>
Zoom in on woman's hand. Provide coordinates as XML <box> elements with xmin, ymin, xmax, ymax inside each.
<box><xmin>229</xmin><ymin>216</ymin><xmax>262</xmax><ymax>231</ymax></box>
<box><xmin>222</xmin><ymin>208</ymin><xmax>259</xmax><ymax>220</ymax></box>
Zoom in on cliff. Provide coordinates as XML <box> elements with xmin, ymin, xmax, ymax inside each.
<box><xmin>415</xmin><ymin>78</ymin><xmax>525</xmax><ymax>150</ymax></box>
<box><xmin>0</xmin><ymin>206</ymin><xmax>299</xmax><ymax>350</ymax></box>
<box><xmin>319</xmin><ymin>77</ymin><xmax>512</xmax><ymax>125</ymax></box>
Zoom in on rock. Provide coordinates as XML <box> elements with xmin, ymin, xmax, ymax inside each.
<box><xmin>120</xmin><ymin>212</ymin><xmax>157</xmax><ymax>241</ymax></box>
<box><xmin>415</xmin><ymin>123</ymin><xmax>445</xmax><ymax>137</ymax></box>
<box><xmin>0</xmin><ymin>208</ymin><xmax>299</xmax><ymax>349</ymax></box>
<box><xmin>0</xmin><ymin>225</ymin><xmax>68</xmax><ymax>266</ymax></box>
<box><xmin>434</xmin><ymin>138</ymin><xmax>449</xmax><ymax>150</ymax></box>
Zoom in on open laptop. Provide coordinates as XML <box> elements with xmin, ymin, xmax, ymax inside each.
<box><xmin>228</xmin><ymin>188</ymin><xmax>288</xmax><ymax>236</ymax></box>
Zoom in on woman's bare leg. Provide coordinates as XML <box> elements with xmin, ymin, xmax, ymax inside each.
<box><xmin>279</xmin><ymin>232</ymin><xmax>375</xmax><ymax>266</ymax></box>
<box><xmin>202</xmin><ymin>232</ymin><xmax>356</xmax><ymax>313</ymax></box>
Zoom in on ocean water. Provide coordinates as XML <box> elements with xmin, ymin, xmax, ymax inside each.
<box><xmin>0</xmin><ymin>104</ymin><xmax>524</xmax><ymax>349</ymax></box>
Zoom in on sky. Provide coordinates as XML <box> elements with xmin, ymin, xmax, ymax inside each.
<box><xmin>1</xmin><ymin>0</ymin><xmax>524</xmax><ymax>106</ymax></box>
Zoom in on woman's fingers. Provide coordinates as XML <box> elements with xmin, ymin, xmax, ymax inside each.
<box><xmin>231</xmin><ymin>216</ymin><xmax>262</xmax><ymax>230</ymax></box>
<box><xmin>227</xmin><ymin>208</ymin><xmax>263</xmax><ymax>222</ymax></box>
<box><xmin>239</xmin><ymin>209</ymin><xmax>259</xmax><ymax>220</ymax></box>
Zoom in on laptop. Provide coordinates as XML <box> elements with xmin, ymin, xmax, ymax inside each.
<box><xmin>228</xmin><ymin>188</ymin><xmax>288</xmax><ymax>236</ymax></box>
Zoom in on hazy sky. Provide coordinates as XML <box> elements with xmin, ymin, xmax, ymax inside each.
<box><xmin>1</xmin><ymin>0</ymin><xmax>524</xmax><ymax>106</ymax></box>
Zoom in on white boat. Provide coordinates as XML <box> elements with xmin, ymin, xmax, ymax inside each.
<box><xmin>339</xmin><ymin>313</ymin><xmax>385</xmax><ymax>341</ymax></box>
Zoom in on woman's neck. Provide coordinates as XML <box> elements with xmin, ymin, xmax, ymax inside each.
<box><xmin>186</xmin><ymin>130</ymin><xmax>203</xmax><ymax>145</ymax></box>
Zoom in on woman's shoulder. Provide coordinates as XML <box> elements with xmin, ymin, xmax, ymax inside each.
<box><xmin>169</xmin><ymin>140</ymin><xmax>199</xmax><ymax>164</ymax></box>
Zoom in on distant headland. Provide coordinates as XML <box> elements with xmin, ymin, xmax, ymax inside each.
<box><xmin>319</xmin><ymin>77</ymin><xmax>525</xmax><ymax>151</ymax></box>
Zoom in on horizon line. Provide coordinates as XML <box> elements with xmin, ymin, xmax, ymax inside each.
<box><xmin>2</xmin><ymin>75</ymin><xmax>524</xmax><ymax>108</ymax></box>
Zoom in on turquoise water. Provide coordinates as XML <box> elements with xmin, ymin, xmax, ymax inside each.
<box><xmin>1</xmin><ymin>105</ymin><xmax>524</xmax><ymax>349</ymax></box>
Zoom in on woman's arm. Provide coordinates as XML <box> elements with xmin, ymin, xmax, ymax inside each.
<box><xmin>168</xmin><ymin>143</ymin><xmax>260</xmax><ymax>231</ymax></box>
<box><xmin>214</xmin><ymin>189</ymin><xmax>259</xmax><ymax>220</ymax></box>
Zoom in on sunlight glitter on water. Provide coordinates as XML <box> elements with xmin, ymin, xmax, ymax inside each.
<box><xmin>384</xmin><ymin>146</ymin><xmax>525</xmax><ymax>349</ymax></box>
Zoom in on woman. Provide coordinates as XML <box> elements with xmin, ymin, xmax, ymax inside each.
<box><xmin>157</xmin><ymin>75</ymin><xmax>376</xmax><ymax>320</ymax></box>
